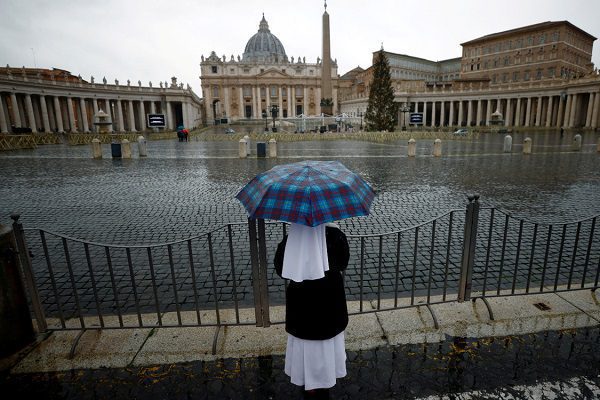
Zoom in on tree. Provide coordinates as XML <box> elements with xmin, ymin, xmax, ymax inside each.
<box><xmin>365</xmin><ymin>50</ymin><xmax>397</xmax><ymax>132</ymax></box>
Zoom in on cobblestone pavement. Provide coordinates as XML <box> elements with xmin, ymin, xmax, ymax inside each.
<box><xmin>1</xmin><ymin>133</ymin><xmax>600</xmax><ymax>317</ymax></box>
<box><xmin>1</xmin><ymin>327</ymin><xmax>599</xmax><ymax>399</ymax></box>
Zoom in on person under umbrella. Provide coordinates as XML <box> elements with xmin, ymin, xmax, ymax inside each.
<box><xmin>274</xmin><ymin>222</ymin><xmax>349</xmax><ymax>399</ymax></box>
<box><xmin>236</xmin><ymin>161</ymin><xmax>375</xmax><ymax>398</ymax></box>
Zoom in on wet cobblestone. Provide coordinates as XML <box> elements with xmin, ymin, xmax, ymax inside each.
<box><xmin>1</xmin><ymin>327</ymin><xmax>599</xmax><ymax>399</ymax></box>
<box><xmin>1</xmin><ymin>136</ymin><xmax>600</xmax><ymax>316</ymax></box>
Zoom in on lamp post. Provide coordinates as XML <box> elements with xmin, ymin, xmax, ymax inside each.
<box><xmin>262</xmin><ymin>109</ymin><xmax>268</xmax><ymax>132</ymax></box>
<box><xmin>399</xmin><ymin>104</ymin><xmax>411</xmax><ymax>131</ymax></box>
<box><xmin>270</xmin><ymin>104</ymin><xmax>279</xmax><ymax>132</ymax></box>
<box><xmin>357</xmin><ymin>109</ymin><xmax>363</xmax><ymax>131</ymax></box>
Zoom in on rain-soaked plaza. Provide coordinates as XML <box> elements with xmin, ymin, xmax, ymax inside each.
<box><xmin>1</xmin><ymin>130</ymin><xmax>600</xmax><ymax>241</ymax></box>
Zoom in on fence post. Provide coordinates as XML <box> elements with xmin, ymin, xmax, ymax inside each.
<box><xmin>458</xmin><ymin>194</ymin><xmax>480</xmax><ymax>302</ymax></box>
<box><xmin>10</xmin><ymin>214</ymin><xmax>47</xmax><ymax>333</ymax></box>
<box><xmin>0</xmin><ymin>220</ymin><xmax>35</xmax><ymax>356</ymax></box>
<box><xmin>248</xmin><ymin>218</ymin><xmax>270</xmax><ymax>327</ymax></box>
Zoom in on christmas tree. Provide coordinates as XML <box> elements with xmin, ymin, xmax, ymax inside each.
<box><xmin>365</xmin><ymin>50</ymin><xmax>397</xmax><ymax>132</ymax></box>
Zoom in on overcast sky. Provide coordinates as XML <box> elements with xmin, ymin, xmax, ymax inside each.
<box><xmin>1</xmin><ymin>0</ymin><xmax>599</xmax><ymax>96</ymax></box>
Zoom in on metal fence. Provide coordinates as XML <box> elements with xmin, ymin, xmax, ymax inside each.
<box><xmin>10</xmin><ymin>195</ymin><xmax>600</xmax><ymax>340</ymax></box>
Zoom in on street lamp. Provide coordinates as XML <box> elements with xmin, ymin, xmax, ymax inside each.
<box><xmin>399</xmin><ymin>104</ymin><xmax>411</xmax><ymax>131</ymax></box>
<box><xmin>262</xmin><ymin>109</ymin><xmax>268</xmax><ymax>132</ymax></box>
<box><xmin>270</xmin><ymin>104</ymin><xmax>279</xmax><ymax>132</ymax></box>
<box><xmin>357</xmin><ymin>109</ymin><xmax>363</xmax><ymax>131</ymax></box>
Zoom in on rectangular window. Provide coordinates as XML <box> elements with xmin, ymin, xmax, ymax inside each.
<box><xmin>492</xmin><ymin>74</ymin><xmax>497</xmax><ymax>84</ymax></box>
<box><xmin>270</xmin><ymin>86</ymin><xmax>277</xmax><ymax>97</ymax></box>
<box><xmin>211</xmin><ymin>66</ymin><xmax>218</xmax><ymax>73</ymax></box>
<box><xmin>295</xmin><ymin>86</ymin><xmax>303</xmax><ymax>97</ymax></box>
<box><xmin>212</xmin><ymin>86</ymin><xmax>219</xmax><ymax>97</ymax></box>
<box><xmin>243</xmin><ymin>86</ymin><xmax>251</xmax><ymax>97</ymax></box>
<box><xmin>282</xmin><ymin>87</ymin><xmax>287</xmax><ymax>97</ymax></box>
<box><xmin>548</xmin><ymin>67</ymin><xmax>555</xmax><ymax>78</ymax></box>
<box><xmin>502</xmin><ymin>73</ymin><xmax>508</xmax><ymax>83</ymax></box>
<box><xmin>536</xmin><ymin>69</ymin><xmax>543</xmax><ymax>80</ymax></box>
<box><xmin>540</xmin><ymin>33</ymin><xmax>546</xmax><ymax>44</ymax></box>
<box><xmin>553</xmin><ymin>31</ymin><xmax>559</xmax><ymax>41</ymax></box>
<box><xmin>260</xmin><ymin>87</ymin><xmax>266</xmax><ymax>97</ymax></box>
<box><xmin>524</xmin><ymin>71</ymin><xmax>530</xmax><ymax>81</ymax></box>
<box><xmin>513</xmin><ymin>72</ymin><xmax>519</xmax><ymax>81</ymax></box>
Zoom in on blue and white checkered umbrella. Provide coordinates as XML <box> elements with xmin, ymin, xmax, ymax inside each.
<box><xmin>235</xmin><ymin>160</ymin><xmax>375</xmax><ymax>227</ymax></box>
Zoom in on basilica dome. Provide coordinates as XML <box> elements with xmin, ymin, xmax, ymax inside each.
<box><xmin>242</xmin><ymin>15</ymin><xmax>288</xmax><ymax>63</ymax></box>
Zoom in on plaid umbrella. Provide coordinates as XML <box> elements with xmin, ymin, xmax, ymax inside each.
<box><xmin>235</xmin><ymin>160</ymin><xmax>375</xmax><ymax>227</ymax></box>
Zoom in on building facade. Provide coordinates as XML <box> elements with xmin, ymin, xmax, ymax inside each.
<box><xmin>0</xmin><ymin>66</ymin><xmax>203</xmax><ymax>134</ymax></box>
<box><xmin>199</xmin><ymin>15</ymin><xmax>339</xmax><ymax>123</ymax></box>
<box><xmin>339</xmin><ymin>21</ymin><xmax>600</xmax><ymax>130</ymax></box>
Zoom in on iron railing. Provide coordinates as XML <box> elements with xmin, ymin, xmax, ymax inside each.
<box><xmin>10</xmin><ymin>195</ymin><xmax>600</xmax><ymax>341</ymax></box>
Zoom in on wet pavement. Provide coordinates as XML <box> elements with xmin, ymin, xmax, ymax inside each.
<box><xmin>1</xmin><ymin>327</ymin><xmax>599</xmax><ymax>399</ymax></box>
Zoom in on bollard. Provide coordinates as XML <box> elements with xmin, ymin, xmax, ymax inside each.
<box><xmin>121</xmin><ymin>139</ymin><xmax>132</xmax><ymax>159</ymax></box>
<box><xmin>0</xmin><ymin>223</ymin><xmax>35</xmax><ymax>357</ymax></box>
<box><xmin>138</xmin><ymin>136</ymin><xmax>147</xmax><ymax>157</ymax></box>
<box><xmin>433</xmin><ymin>138</ymin><xmax>442</xmax><ymax>157</ymax></box>
<box><xmin>523</xmin><ymin>137</ymin><xmax>532</xmax><ymax>154</ymax></box>
<box><xmin>244</xmin><ymin>135</ymin><xmax>251</xmax><ymax>156</ymax></box>
<box><xmin>91</xmin><ymin>138</ymin><xmax>102</xmax><ymax>159</ymax></box>
<box><xmin>572</xmin><ymin>134</ymin><xmax>582</xmax><ymax>152</ymax></box>
<box><xmin>239</xmin><ymin>138</ymin><xmax>248</xmax><ymax>158</ymax></box>
<box><xmin>503</xmin><ymin>135</ymin><xmax>513</xmax><ymax>153</ymax></box>
<box><xmin>269</xmin><ymin>138</ymin><xmax>277</xmax><ymax>158</ymax></box>
<box><xmin>408</xmin><ymin>138</ymin><xmax>416</xmax><ymax>157</ymax></box>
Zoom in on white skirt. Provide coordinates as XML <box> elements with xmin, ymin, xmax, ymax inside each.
<box><xmin>284</xmin><ymin>331</ymin><xmax>347</xmax><ymax>390</ymax></box>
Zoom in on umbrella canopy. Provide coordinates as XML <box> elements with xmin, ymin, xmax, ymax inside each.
<box><xmin>235</xmin><ymin>160</ymin><xmax>375</xmax><ymax>227</ymax></box>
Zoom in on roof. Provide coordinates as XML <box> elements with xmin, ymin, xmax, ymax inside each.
<box><xmin>461</xmin><ymin>21</ymin><xmax>597</xmax><ymax>46</ymax></box>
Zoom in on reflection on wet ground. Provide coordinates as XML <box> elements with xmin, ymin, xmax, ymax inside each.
<box><xmin>2</xmin><ymin>327</ymin><xmax>598</xmax><ymax>399</ymax></box>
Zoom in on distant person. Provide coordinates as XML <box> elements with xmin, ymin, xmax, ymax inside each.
<box><xmin>274</xmin><ymin>222</ymin><xmax>350</xmax><ymax>399</ymax></box>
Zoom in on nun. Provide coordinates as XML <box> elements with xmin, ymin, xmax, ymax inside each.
<box><xmin>274</xmin><ymin>222</ymin><xmax>350</xmax><ymax>399</ymax></box>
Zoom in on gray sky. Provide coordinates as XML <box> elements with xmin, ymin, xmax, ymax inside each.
<box><xmin>1</xmin><ymin>0</ymin><xmax>599</xmax><ymax>96</ymax></box>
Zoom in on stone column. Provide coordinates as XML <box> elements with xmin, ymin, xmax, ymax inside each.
<box><xmin>592</xmin><ymin>91</ymin><xmax>600</xmax><ymax>129</ymax></box>
<box><xmin>423</xmin><ymin>101</ymin><xmax>427</xmax><ymax>126</ymax></box>
<box><xmin>467</xmin><ymin>100</ymin><xmax>473</xmax><ymax>127</ymax></box>
<box><xmin>0</xmin><ymin>95</ymin><xmax>8</xmax><ymax>133</ymax></box>
<box><xmin>524</xmin><ymin>97</ymin><xmax>532</xmax><ymax>127</ymax></box>
<box><xmin>476</xmin><ymin>99</ymin><xmax>482</xmax><ymax>126</ymax></box>
<box><xmin>10</xmin><ymin>93</ymin><xmax>22</xmax><ymax>127</ymax></box>
<box><xmin>278</xmin><ymin>86</ymin><xmax>283</xmax><ymax>116</ymax></box>
<box><xmin>505</xmin><ymin>99</ymin><xmax>513</xmax><ymax>126</ymax></box>
<box><xmin>91</xmin><ymin>99</ymin><xmax>99</xmax><ymax>133</ymax></box>
<box><xmin>251</xmin><ymin>87</ymin><xmax>256</xmax><ymax>118</ymax></box>
<box><xmin>585</xmin><ymin>93</ymin><xmax>595</xmax><ymax>128</ymax></box>
<box><xmin>513</xmin><ymin>98</ymin><xmax>521</xmax><ymax>127</ymax></box>
<box><xmin>24</xmin><ymin>94</ymin><xmax>37</xmax><ymax>132</ymax></box>
<box><xmin>557</xmin><ymin>96</ymin><xmax>566</xmax><ymax>127</ymax></box>
<box><xmin>80</xmin><ymin>98</ymin><xmax>90</xmax><ymax>132</ymax></box>
<box><xmin>258</xmin><ymin>86</ymin><xmax>264</xmax><ymax>116</ymax></box>
<box><xmin>128</xmin><ymin>100</ymin><xmax>137</xmax><ymax>132</ymax></box>
<box><xmin>440</xmin><ymin>100</ymin><xmax>445</xmax><ymax>126</ymax></box>
<box><xmin>563</xmin><ymin>94</ymin><xmax>572</xmax><ymax>128</ymax></box>
<box><xmin>239</xmin><ymin>88</ymin><xmax>244</xmax><ymax>119</ymax></box>
<box><xmin>138</xmin><ymin>101</ymin><xmax>146</xmax><ymax>131</ymax></box>
<box><xmin>431</xmin><ymin>101</ymin><xmax>436</xmax><ymax>127</ymax></box>
<box><xmin>316</xmin><ymin>87</ymin><xmax>322</xmax><ymax>115</ymax></box>
<box><xmin>304</xmin><ymin>87</ymin><xmax>309</xmax><ymax>115</ymax></box>
<box><xmin>67</xmin><ymin>97</ymin><xmax>77</xmax><ymax>132</ymax></box>
<box><xmin>223</xmin><ymin>85</ymin><xmax>230</xmax><ymax>119</ymax></box>
<box><xmin>39</xmin><ymin>95</ymin><xmax>51</xmax><ymax>133</ymax></box>
<box><xmin>485</xmin><ymin>99</ymin><xmax>492</xmax><ymax>126</ymax></box>
<box><xmin>546</xmin><ymin>96</ymin><xmax>554</xmax><ymax>127</ymax></box>
<box><xmin>287</xmin><ymin>86</ymin><xmax>292</xmax><ymax>118</ymax></box>
<box><xmin>449</xmin><ymin>100</ymin><xmax>454</xmax><ymax>126</ymax></box>
<box><xmin>116</xmin><ymin>99</ymin><xmax>124</xmax><ymax>132</ymax></box>
<box><xmin>458</xmin><ymin>100</ymin><xmax>464</xmax><ymax>126</ymax></box>
<box><xmin>53</xmin><ymin>96</ymin><xmax>64</xmax><ymax>132</ymax></box>
<box><xmin>183</xmin><ymin>102</ymin><xmax>190</xmax><ymax>129</ymax></box>
<box><xmin>535</xmin><ymin>96</ymin><xmax>543</xmax><ymax>127</ymax></box>
<box><xmin>568</xmin><ymin>93</ymin><xmax>578</xmax><ymax>128</ymax></box>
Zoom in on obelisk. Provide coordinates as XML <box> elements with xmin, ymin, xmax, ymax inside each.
<box><xmin>321</xmin><ymin>1</ymin><xmax>333</xmax><ymax>115</ymax></box>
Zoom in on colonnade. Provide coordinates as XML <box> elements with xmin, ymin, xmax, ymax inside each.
<box><xmin>0</xmin><ymin>92</ymin><xmax>201</xmax><ymax>134</ymax></box>
<box><xmin>404</xmin><ymin>89</ymin><xmax>600</xmax><ymax>129</ymax></box>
